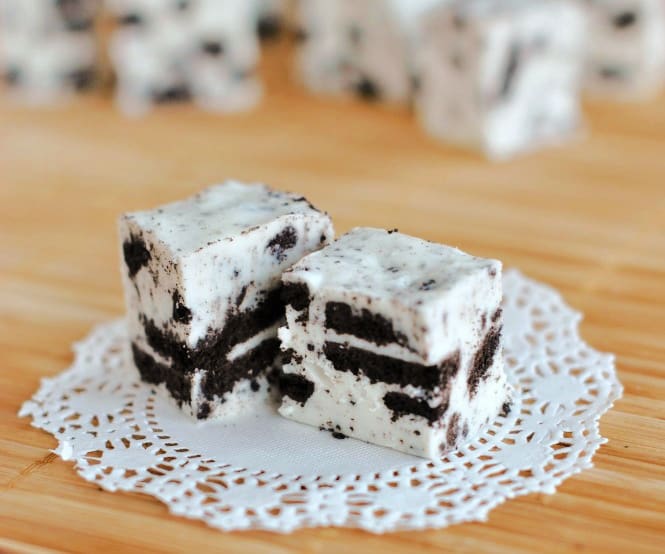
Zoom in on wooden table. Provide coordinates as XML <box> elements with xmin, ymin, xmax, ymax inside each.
<box><xmin>1</xmin><ymin>41</ymin><xmax>664</xmax><ymax>553</ymax></box>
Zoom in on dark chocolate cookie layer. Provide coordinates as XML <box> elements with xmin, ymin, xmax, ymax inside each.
<box><xmin>323</xmin><ymin>341</ymin><xmax>459</xmax><ymax>390</ymax></box>
<box><xmin>132</xmin><ymin>337</ymin><xmax>280</xmax><ymax>416</ymax></box>
<box><xmin>132</xmin><ymin>343</ymin><xmax>192</xmax><ymax>404</ymax></box>
<box><xmin>324</xmin><ymin>302</ymin><xmax>412</xmax><ymax>350</ymax></box>
<box><xmin>383</xmin><ymin>392</ymin><xmax>447</xmax><ymax>424</ymax></box>
<box><xmin>467</xmin><ymin>325</ymin><xmax>502</xmax><ymax>397</ymax></box>
<box><xmin>134</xmin><ymin>286</ymin><xmax>285</xmax><ymax>410</ymax></box>
<box><xmin>267</xmin><ymin>226</ymin><xmax>298</xmax><ymax>262</ymax></box>
<box><xmin>142</xmin><ymin>286</ymin><xmax>284</xmax><ymax>370</ymax></box>
<box><xmin>278</xmin><ymin>371</ymin><xmax>314</xmax><ymax>405</ymax></box>
<box><xmin>282</xmin><ymin>282</ymin><xmax>310</xmax><ymax>311</ymax></box>
<box><xmin>200</xmin><ymin>338</ymin><xmax>280</xmax><ymax>400</ymax></box>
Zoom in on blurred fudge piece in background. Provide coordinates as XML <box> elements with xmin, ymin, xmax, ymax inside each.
<box><xmin>0</xmin><ymin>0</ymin><xmax>100</xmax><ymax>104</ymax></box>
<box><xmin>415</xmin><ymin>0</ymin><xmax>587</xmax><ymax>160</ymax></box>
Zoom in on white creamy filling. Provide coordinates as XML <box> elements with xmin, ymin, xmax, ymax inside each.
<box><xmin>227</xmin><ymin>322</ymin><xmax>281</xmax><ymax>362</ymax></box>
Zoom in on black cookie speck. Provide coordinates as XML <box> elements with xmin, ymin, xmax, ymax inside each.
<box><xmin>599</xmin><ymin>65</ymin><xmax>625</xmax><ymax>80</ymax></box>
<box><xmin>279</xmin><ymin>372</ymin><xmax>314</xmax><ymax>405</ymax></box>
<box><xmin>4</xmin><ymin>66</ymin><xmax>21</xmax><ymax>86</ymax></box>
<box><xmin>281</xmin><ymin>282</ymin><xmax>310</xmax><ymax>311</ymax></box>
<box><xmin>172</xmin><ymin>291</ymin><xmax>192</xmax><ymax>324</ymax></box>
<box><xmin>257</xmin><ymin>15</ymin><xmax>282</xmax><ymax>41</ymax></box>
<box><xmin>419</xmin><ymin>279</ymin><xmax>436</xmax><ymax>291</ymax></box>
<box><xmin>197</xmin><ymin>402</ymin><xmax>211</xmax><ymax>420</ymax></box>
<box><xmin>119</xmin><ymin>13</ymin><xmax>143</xmax><ymax>26</ymax></box>
<box><xmin>354</xmin><ymin>77</ymin><xmax>380</xmax><ymax>101</ymax></box>
<box><xmin>153</xmin><ymin>85</ymin><xmax>191</xmax><ymax>103</ymax></box>
<box><xmin>67</xmin><ymin>67</ymin><xmax>95</xmax><ymax>91</ymax></box>
<box><xmin>613</xmin><ymin>11</ymin><xmax>637</xmax><ymax>28</ymax></box>
<box><xmin>294</xmin><ymin>28</ymin><xmax>309</xmax><ymax>43</ymax></box>
<box><xmin>499</xmin><ymin>43</ymin><xmax>521</xmax><ymax>99</ymax></box>
<box><xmin>201</xmin><ymin>40</ymin><xmax>224</xmax><ymax>56</ymax></box>
<box><xmin>267</xmin><ymin>226</ymin><xmax>297</xmax><ymax>262</ymax></box>
<box><xmin>123</xmin><ymin>233</ymin><xmax>151</xmax><ymax>278</ymax></box>
<box><xmin>446</xmin><ymin>412</ymin><xmax>461</xmax><ymax>447</ymax></box>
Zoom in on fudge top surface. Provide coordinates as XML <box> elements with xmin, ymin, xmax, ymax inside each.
<box><xmin>121</xmin><ymin>181</ymin><xmax>326</xmax><ymax>255</ymax></box>
<box><xmin>284</xmin><ymin>227</ymin><xmax>500</xmax><ymax>301</ymax></box>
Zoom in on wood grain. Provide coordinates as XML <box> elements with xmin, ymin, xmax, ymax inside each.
<box><xmin>1</xmin><ymin>40</ymin><xmax>664</xmax><ymax>553</ymax></box>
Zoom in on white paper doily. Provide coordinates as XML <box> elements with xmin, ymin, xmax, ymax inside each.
<box><xmin>19</xmin><ymin>270</ymin><xmax>622</xmax><ymax>533</ymax></box>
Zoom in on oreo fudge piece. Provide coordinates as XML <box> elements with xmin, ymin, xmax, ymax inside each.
<box><xmin>293</xmin><ymin>0</ymin><xmax>353</xmax><ymax>96</ymax></box>
<box><xmin>581</xmin><ymin>0</ymin><xmax>665</xmax><ymax>99</ymax></box>
<box><xmin>415</xmin><ymin>0</ymin><xmax>586</xmax><ymax>160</ymax></box>
<box><xmin>0</xmin><ymin>0</ymin><xmax>99</xmax><ymax>103</ymax></box>
<box><xmin>107</xmin><ymin>0</ymin><xmax>262</xmax><ymax>115</ymax></box>
<box><xmin>278</xmin><ymin>227</ymin><xmax>512</xmax><ymax>459</ymax></box>
<box><xmin>294</xmin><ymin>0</ymin><xmax>442</xmax><ymax>102</ymax></box>
<box><xmin>187</xmin><ymin>0</ymin><xmax>263</xmax><ymax>112</ymax></box>
<box><xmin>119</xmin><ymin>182</ymin><xmax>334</xmax><ymax>420</ymax></box>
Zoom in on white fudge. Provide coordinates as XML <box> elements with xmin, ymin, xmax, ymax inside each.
<box><xmin>278</xmin><ymin>228</ymin><xmax>512</xmax><ymax>459</ymax></box>
<box><xmin>119</xmin><ymin>182</ymin><xmax>334</xmax><ymax>420</ymax></box>
<box><xmin>415</xmin><ymin>0</ymin><xmax>587</xmax><ymax>160</ymax></box>
<box><xmin>0</xmin><ymin>0</ymin><xmax>99</xmax><ymax>103</ymax></box>
<box><xmin>581</xmin><ymin>0</ymin><xmax>665</xmax><ymax>99</ymax></box>
<box><xmin>107</xmin><ymin>0</ymin><xmax>262</xmax><ymax>115</ymax></box>
<box><xmin>294</xmin><ymin>0</ymin><xmax>352</xmax><ymax>96</ymax></box>
<box><xmin>294</xmin><ymin>0</ymin><xmax>443</xmax><ymax>102</ymax></box>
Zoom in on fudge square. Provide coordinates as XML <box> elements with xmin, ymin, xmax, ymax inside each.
<box><xmin>119</xmin><ymin>182</ymin><xmax>334</xmax><ymax>420</ymax></box>
<box><xmin>581</xmin><ymin>0</ymin><xmax>665</xmax><ymax>99</ymax></box>
<box><xmin>338</xmin><ymin>0</ymin><xmax>446</xmax><ymax>103</ymax></box>
<box><xmin>415</xmin><ymin>0</ymin><xmax>586</xmax><ymax>160</ymax></box>
<box><xmin>0</xmin><ymin>0</ymin><xmax>100</xmax><ymax>104</ymax></box>
<box><xmin>278</xmin><ymin>228</ymin><xmax>512</xmax><ymax>459</ymax></box>
<box><xmin>294</xmin><ymin>0</ymin><xmax>442</xmax><ymax>103</ymax></box>
<box><xmin>107</xmin><ymin>0</ymin><xmax>262</xmax><ymax>116</ymax></box>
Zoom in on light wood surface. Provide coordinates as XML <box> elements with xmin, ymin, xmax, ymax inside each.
<box><xmin>1</xmin><ymin>40</ymin><xmax>664</xmax><ymax>554</ymax></box>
